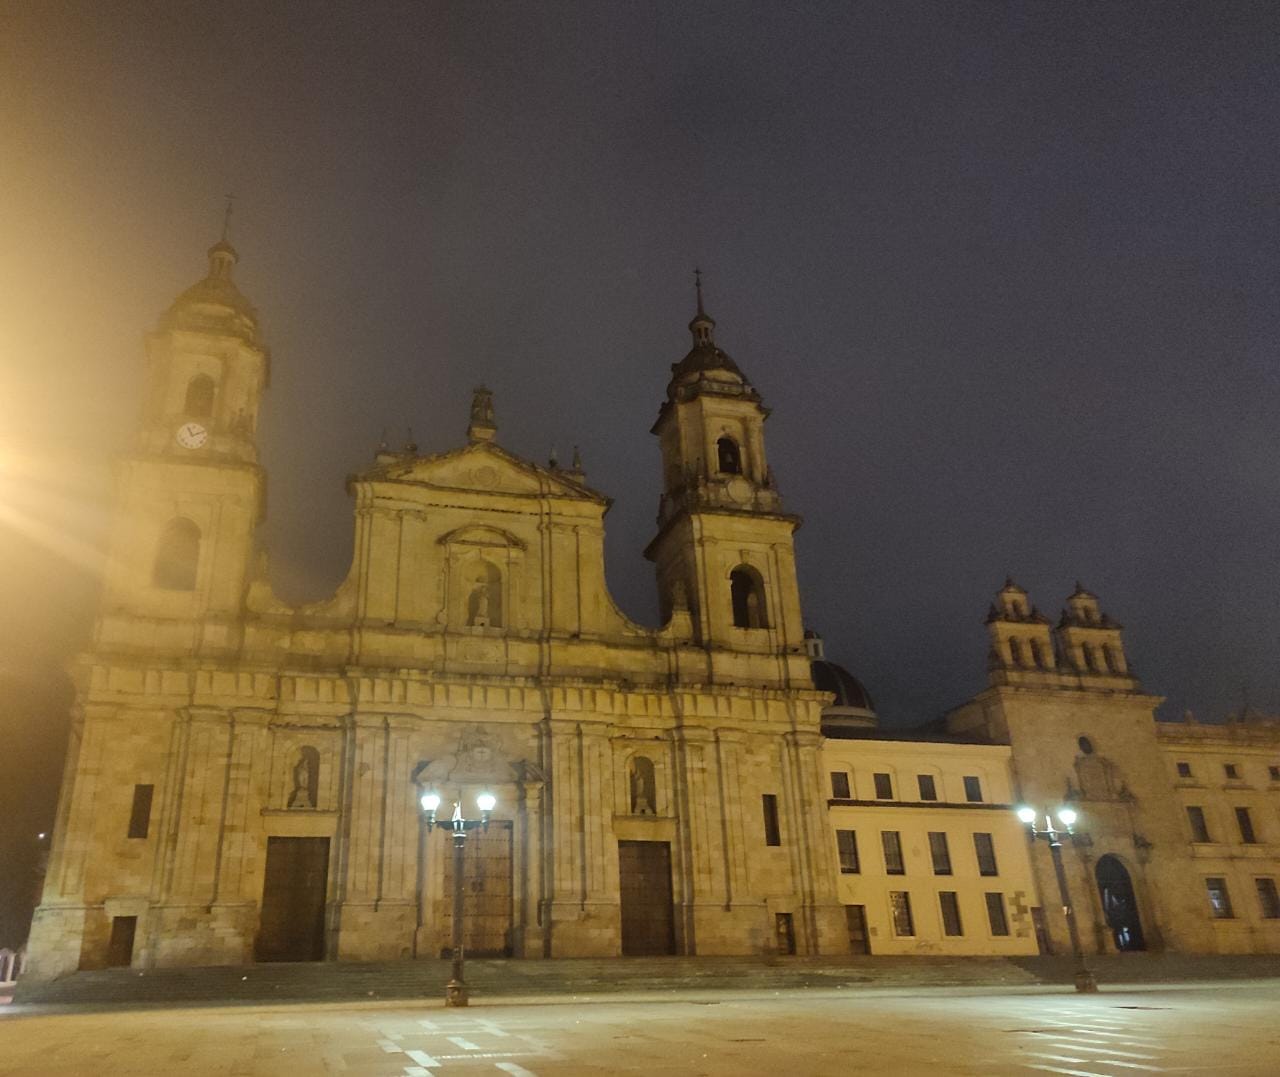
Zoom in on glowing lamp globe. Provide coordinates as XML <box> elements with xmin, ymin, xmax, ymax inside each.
<box><xmin>1057</xmin><ymin>807</ymin><xmax>1078</xmax><ymax>827</ymax></box>
<box><xmin>476</xmin><ymin>792</ymin><xmax>497</xmax><ymax>813</ymax></box>
<box><xmin>420</xmin><ymin>792</ymin><xmax>441</xmax><ymax>813</ymax></box>
<box><xmin>1016</xmin><ymin>806</ymin><xmax>1037</xmax><ymax>824</ymax></box>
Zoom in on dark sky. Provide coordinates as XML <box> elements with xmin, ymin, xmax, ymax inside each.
<box><xmin>2</xmin><ymin>4</ymin><xmax>1278</xmax><ymax>933</ymax></box>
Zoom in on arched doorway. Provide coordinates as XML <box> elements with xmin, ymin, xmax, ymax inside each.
<box><xmin>1095</xmin><ymin>854</ymin><xmax>1146</xmax><ymax>951</ymax></box>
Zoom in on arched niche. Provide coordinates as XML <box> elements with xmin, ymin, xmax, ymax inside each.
<box><xmin>288</xmin><ymin>745</ymin><xmax>321</xmax><ymax>809</ymax></box>
<box><xmin>729</xmin><ymin>564</ymin><xmax>768</xmax><ymax>629</ymax></box>
<box><xmin>153</xmin><ymin>517</ymin><xmax>201</xmax><ymax>591</ymax></box>
<box><xmin>439</xmin><ymin>525</ymin><xmax>525</xmax><ymax>632</ymax></box>
<box><xmin>629</xmin><ymin>755</ymin><xmax>657</xmax><ymax>815</ymax></box>
<box><xmin>716</xmin><ymin>436</ymin><xmax>742</xmax><ymax>475</ymax></box>
<box><xmin>184</xmin><ymin>373</ymin><xmax>215</xmax><ymax>418</ymax></box>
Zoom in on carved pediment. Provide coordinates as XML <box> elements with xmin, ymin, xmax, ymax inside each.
<box><xmin>363</xmin><ymin>443</ymin><xmax>605</xmax><ymax>503</ymax></box>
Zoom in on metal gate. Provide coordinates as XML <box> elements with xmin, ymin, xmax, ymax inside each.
<box><xmin>256</xmin><ymin>836</ymin><xmax>330</xmax><ymax>962</ymax></box>
<box><xmin>618</xmin><ymin>840</ymin><xmax>676</xmax><ymax>956</ymax></box>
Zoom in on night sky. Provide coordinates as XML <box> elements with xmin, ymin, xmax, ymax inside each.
<box><xmin>2</xmin><ymin>2</ymin><xmax>1279</xmax><ymax>940</ymax></box>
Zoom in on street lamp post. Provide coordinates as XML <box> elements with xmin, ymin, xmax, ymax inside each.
<box><xmin>1016</xmin><ymin>804</ymin><xmax>1098</xmax><ymax>993</ymax></box>
<box><xmin>420</xmin><ymin>790</ymin><xmax>496</xmax><ymax>1007</ymax></box>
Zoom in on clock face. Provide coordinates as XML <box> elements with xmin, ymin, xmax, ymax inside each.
<box><xmin>176</xmin><ymin>422</ymin><xmax>208</xmax><ymax>449</ymax></box>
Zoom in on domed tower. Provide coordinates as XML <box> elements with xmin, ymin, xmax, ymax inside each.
<box><xmin>96</xmin><ymin>236</ymin><xmax>268</xmax><ymax>655</ymax></box>
<box><xmin>643</xmin><ymin>274</ymin><xmax>808</xmax><ymax>684</ymax></box>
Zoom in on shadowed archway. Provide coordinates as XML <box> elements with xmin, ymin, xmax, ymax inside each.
<box><xmin>1096</xmin><ymin>854</ymin><xmax>1146</xmax><ymax>951</ymax></box>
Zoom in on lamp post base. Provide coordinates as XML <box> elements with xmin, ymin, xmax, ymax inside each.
<box><xmin>1075</xmin><ymin>968</ymin><xmax>1099</xmax><ymax>993</ymax></box>
<box><xmin>445</xmin><ymin>978</ymin><xmax>469</xmax><ymax>1007</ymax></box>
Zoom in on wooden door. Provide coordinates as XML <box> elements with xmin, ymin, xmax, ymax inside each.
<box><xmin>107</xmin><ymin>916</ymin><xmax>137</xmax><ymax>967</ymax></box>
<box><xmin>439</xmin><ymin>821</ymin><xmax>513</xmax><ymax>957</ymax></box>
<box><xmin>618</xmin><ymin>840</ymin><xmax>675</xmax><ymax>956</ymax></box>
<box><xmin>256</xmin><ymin>836</ymin><xmax>330</xmax><ymax>962</ymax></box>
<box><xmin>845</xmin><ymin>905</ymin><xmax>870</xmax><ymax>954</ymax></box>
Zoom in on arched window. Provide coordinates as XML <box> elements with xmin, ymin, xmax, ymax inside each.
<box><xmin>717</xmin><ymin>437</ymin><xmax>742</xmax><ymax>475</ymax></box>
<box><xmin>1029</xmin><ymin>638</ymin><xmax>1046</xmax><ymax>669</ymax></box>
<box><xmin>184</xmin><ymin>374</ymin><xmax>215</xmax><ymax>418</ymax></box>
<box><xmin>152</xmin><ymin>518</ymin><xmax>201</xmax><ymax>591</ymax></box>
<box><xmin>730</xmin><ymin>566</ymin><xmax>767</xmax><ymax>629</ymax></box>
<box><xmin>1083</xmin><ymin>644</ymin><xmax>1098</xmax><ymax>672</ymax></box>
<box><xmin>1009</xmin><ymin>638</ymin><xmax>1024</xmax><ymax>666</ymax></box>
<box><xmin>1102</xmin><ymin>644</ymin><xmax>1118</xmax><ymax>673</ymax></box>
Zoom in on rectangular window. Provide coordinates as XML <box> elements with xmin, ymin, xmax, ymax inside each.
<box><xmin>881</xmin><ymin>830</ymin><xmax>905</xmax><ymax>875</ymax></box>
<box><xmin>889</xmin><ymin>891</ymin><xmax>914</xmax><ymax>936</ymax></box>
<box><xmin>1256</xmin><ymin>878</ymin><xmax>1280</xmax><ymax>919</ymax></box>
<box><xmin>1176</xmin><ymin>761</ymin><xmax>1192</xmax><ymax>778</ymax></box>
<box><xmin>762</xmin><ymin>794</ymin><xmax>781</xmax><ymax>847</ymax></box>
<box><xmin>873</xmin><ymin>772</ymin><xmax>894</xmax><ymax>800</ymax></box>
<box><xmin>1206</xmin><ymin>877</ymin><xmax>1234</xmax><ymax>918</ymax></box>
<box><xmin>928</xmin><ymin>831</ymin><xmax>952</xmax><ymax>875</ymax></box>
<box><xmin>1236</xmin><ymin>807</ymin><xmax>1258</xmax><ymax>844</ymax></box>
<box><xmin>835</xmin><ymin>829</ymin><xmax>860</xmax><ymax>874</ymax></box>
<box><xmin>984</xmin><ymin>892</ymin><xmax>1010</xmax><ymax>936</ymax></box>
<box><xmin>939</xmin><ymin>891</ymin><xmax>963</xmax><ymax>936</ymax></box>
<box><xmin>127</xmin><ymin>784</ymin><xmax>155</xmax><ymax>840</ymax></box>
<box><xmin>1269</xmin><ymin>765</ymin><xmax>1280</xmax><ymax>782</ymax></box>
<box><xmin>1224</xmin><ymin>763</ymin><xmax>1240</xmax><ymax>780</ymax></box>
<box><xmin>1187</xmin><ymin>806</ymin><xmax>1211</xmax><ymax>843</ymax></box>
<box><xmin>963</xmin><ymin>776</ymin><xmax>983</xmax><ymax>803</ymax></box>
<box><xmin>830</xmin><ymin>771</ymin><xmax>851</xmax><ymax>799</ymax></box>
<box><xmin>974</xmin><ymin>832</ymin><xmax>999</xmax><ymax>876</ymax></box>
<box><xmin>917</xmin><ymin>774</ymin><xmax>938</xmax><ymax>801</ymax></box>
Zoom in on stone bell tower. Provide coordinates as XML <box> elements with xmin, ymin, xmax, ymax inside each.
<box><xmin>643</xmin><ymin>274</ymin><xmax>808</xmax><ymax>685</ymax></box>
<box><xmin>95</xmin><ymin>236</ymin><xmax>269</xmax><ymax>657</ymax></box>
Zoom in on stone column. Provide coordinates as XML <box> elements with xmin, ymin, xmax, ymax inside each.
<box><xmin>783</xmin><ymin>728</ymin><xmax>845</xmax><ymax>954</ymax></box>
<box><xmin>544</xmin><ymin>718</ymin><xmax>618</xmax><ymax>956</ymax></box>
<box><xmin>513</xmin><ymin>762</ymin><xmax>547</xmax><ymax>957</ymax></box>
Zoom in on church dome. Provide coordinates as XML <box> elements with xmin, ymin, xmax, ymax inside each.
<box><xmin>804</xmin><ymin>631</ymin><xmax>878</xmax><ymax>736</ymax></box>
<box><xmin>160</xmin><ymin>240</ymin><xmax>261</xmax><ymax>346</ymax></box>
<box><xmin>810</xmin><ymin>658</ymin><xmax>875</xmax><ymax>712</ymax></box>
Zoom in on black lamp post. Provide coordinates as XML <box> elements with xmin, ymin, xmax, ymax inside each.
<box><xmin>1017</xmin><ymin>805</ymin><xmax>1098</xmax><ymax>993</ymax></box>
<box><xmin>420</xmin><ymin>790</ymin><xmax>496</xmax><ymax>1007</ymax></box>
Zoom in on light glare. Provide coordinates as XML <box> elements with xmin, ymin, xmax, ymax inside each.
<box><xmin>1057</xmin><ymin>807</ymin><xmax>1078</xmax><ymax>827</ymax></box>
<box><xmin>1016</xmin><ymin>806</ymin><xmax>1037</xmax><ymax>824</ymax></box>
<box><xmin>476</xmin><ymin>792</ymin><xmax>497</xmax><ymax>812</ymax></box>
<box><xmin>420</xmin><ymin>792</ymin><xmax>441</xmax><ymax>812</ymax></box>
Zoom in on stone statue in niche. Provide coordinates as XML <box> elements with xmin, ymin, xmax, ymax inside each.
<box><xmin>288</xmin><ymin>745</ymin><xmax>321</xmax><ymax>809</ymax></box>
<box><xmin>629</xmin><ymin>756</ymin><xmax>656</xmax><ymax>815</ymax></box>
<box><xmin>466</xmin><ymin>561</ymin><xmax>503</xmax><ymax>628</ymax></box>
<box><xmin>469</xmin><ymin>579</ymin><xmax>491</xmax><ymax>626</ymax></box>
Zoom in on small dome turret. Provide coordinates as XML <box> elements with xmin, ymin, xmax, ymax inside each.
<box><xmin>160</xmin><ymin>238</ymin><xmax>261</xmax><ymax>346</ymax></box>
<box><xmin>665</xmin><ymin>269</ymin><xmax>752</xmax><ymax>400</ymax></box>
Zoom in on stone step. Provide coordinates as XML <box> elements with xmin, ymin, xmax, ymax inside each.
<box><xmin>14</xmin><ymin>955</ymin><xmax>1033</xmax><ymax>1006</ymax></box>
<box><xmin>14</xmin><ymin>953</ymin><xmax>1280</xmax><ymax>1008</ymax></box>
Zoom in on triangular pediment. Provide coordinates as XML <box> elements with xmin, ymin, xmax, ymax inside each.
<box><xmin>357</xmin><ymin>442</ymin><xmax>606</xmax><ymax>503</ymax></box>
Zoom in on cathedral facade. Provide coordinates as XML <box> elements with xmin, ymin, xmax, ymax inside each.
<box><xmin>24</xmin><ymin>240</ymin><xmax>1280</xmax><ymax>979</ymax></box>
<box><xmin>26</xmin><ymin>241</ymin><xmax>846</xmax><ymax>978</ymax></box>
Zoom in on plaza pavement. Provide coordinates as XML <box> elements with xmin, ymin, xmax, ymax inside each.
<box><xmin>2</xmin><ymin>978</ymin><xmax>1279</xmax><ymax>1075</ymax></box>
